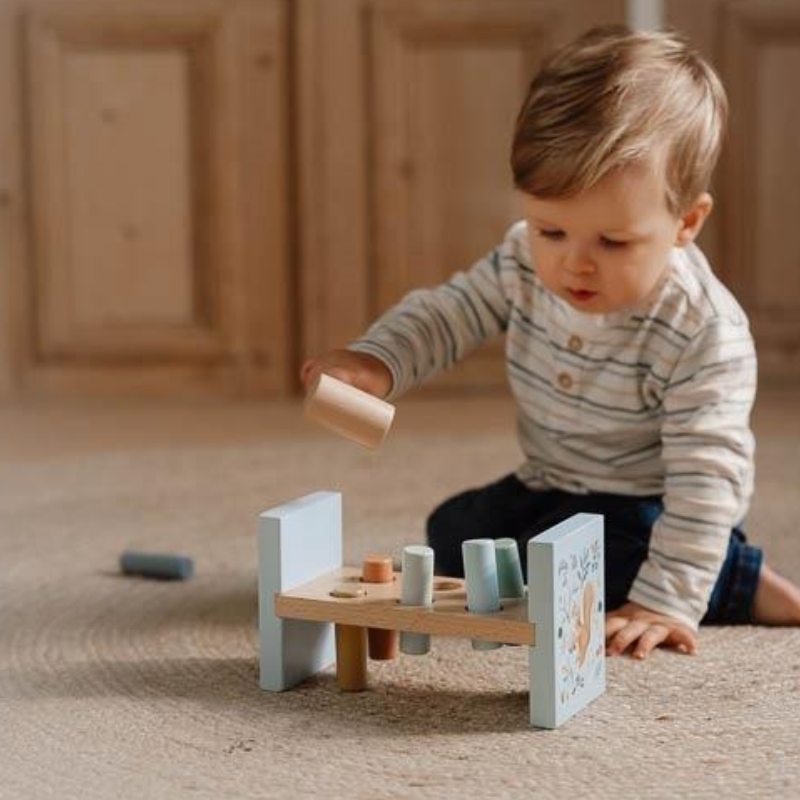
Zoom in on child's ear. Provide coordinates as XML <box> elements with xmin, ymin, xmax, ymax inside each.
<box><xmin>675</xmin><ymin>192</ymin><xmax>713</xmax><ymax>246</ymax></box>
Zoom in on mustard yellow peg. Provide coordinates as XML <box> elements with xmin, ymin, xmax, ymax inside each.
<box><xmin>335</xmin><ymin>624</ymin><xmax>368</xmax><ymax>692</ymax></box>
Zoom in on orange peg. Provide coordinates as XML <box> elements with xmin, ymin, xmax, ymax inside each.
<box><xmin>362</xmin><ymin>555</ymin><xmax>399</xmax><ymax>661</ymax></box>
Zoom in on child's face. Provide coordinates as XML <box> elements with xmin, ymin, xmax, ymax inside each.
<box><xmin>522</xmin><ymin>161</ymin><xmax>710</xmax><ymax>314</ymax></box>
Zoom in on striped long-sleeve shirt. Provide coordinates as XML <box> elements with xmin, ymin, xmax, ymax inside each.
<box><xmin>350</xmin><ymin>221</ymin><xmax>757</xmax><ymax>629</ymax></box>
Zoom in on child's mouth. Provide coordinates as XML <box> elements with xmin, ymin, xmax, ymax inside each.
<box><xmin>567</xmin><ymin>289</ymin><xmax>598</xmax><ymax>302</ymax></box>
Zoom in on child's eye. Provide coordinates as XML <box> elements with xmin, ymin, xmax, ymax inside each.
<box><xmin>600</xmin><ymin>237</ymin><xmax>628</xmax><ymax>249</ymax></box>
<box><xmin>539</xmin><ymin>229</ymin><xmax>565</xmax><ymax>241</ymax></box>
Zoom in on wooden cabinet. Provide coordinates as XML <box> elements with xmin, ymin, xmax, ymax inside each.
<box><xmin>0</xmin><ymin>0</ymin><xmax>292</xmax><ymax>397</ymax></box>
<box><xmin>2</xmin><ymin>0</ymin><xmax>796</xmax><ymax>399</ymax></box>
<box><xmin>298</xmin><ymin>0</ymin><xmax>625</xmax><ymax>392</ymax></box>
<box><xmin>0</xmin><ymin>0</ymin><xmax>625</xmax><ymax>399</ymax></box>
<box><xmin>667</xmin><ymin>0</ymin><xmax>800</xmax><ymax>380</ymax></box>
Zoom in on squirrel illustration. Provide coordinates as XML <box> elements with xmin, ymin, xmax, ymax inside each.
<box><xmin>575</xmin><ymin>580</ymin><xmax>597</xmax><ymax>668</ymax></box>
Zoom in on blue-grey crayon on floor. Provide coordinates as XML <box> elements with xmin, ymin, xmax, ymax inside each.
<box><xmin>119</xmin><ymin>552</ymin><xmax>194</xmax><ymax>580</ymax></box>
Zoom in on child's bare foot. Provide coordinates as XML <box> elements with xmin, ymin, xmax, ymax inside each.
<box><xmin>752</xmin><ymin>563</ymin><xmax>800</xmax><ymax>625</ymax></box>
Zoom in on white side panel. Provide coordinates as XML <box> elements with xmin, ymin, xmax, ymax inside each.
<box><xmin>258</xmin><ymin>491</ymin><xmax>342</xmax><ymax>691</ymax></box>
<box><xmin>528</xmin><ymin>513</ymin><xmax>606</xmax><ymax>728</ymax></box>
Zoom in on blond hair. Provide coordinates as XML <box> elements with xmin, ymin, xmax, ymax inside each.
<box><xmin>511</xmin><ymin>25</ymin><xmax>728</xmax><ymax>215</ymax></box>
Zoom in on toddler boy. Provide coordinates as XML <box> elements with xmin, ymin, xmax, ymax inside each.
<box><xmin>301</xmin><ymin>25</ymin><xmax>800</xmax><ymax>658</ymax></box>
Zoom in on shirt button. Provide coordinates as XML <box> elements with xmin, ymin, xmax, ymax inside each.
<box><xmin>568</xmin><ymin>334</ymin><xmax>583</xmax><ymax>351</ymax></box>
<box><xmin>557</xmin><ymin>372</ymin><xmax>573</xmax><ymax>390</ymax></box>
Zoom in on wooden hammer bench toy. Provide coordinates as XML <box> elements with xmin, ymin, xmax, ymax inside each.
<box><xmin>257</xmin><ymin>491</ymin><xmax>606</xmax><ymax>729</ymax></box>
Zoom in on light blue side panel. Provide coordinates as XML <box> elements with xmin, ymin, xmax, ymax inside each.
<box><xmin>258</xmin><ymin>492</ymin><xmax>343</xmax><ymax>691</ymax></box>
<box><xmin>528</xmin><ymin>513</ymin><xmax>605</xmax><ymax>729</ymax></box>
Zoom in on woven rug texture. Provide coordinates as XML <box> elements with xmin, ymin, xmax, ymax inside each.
<box><xmin>1</xmin><ymin>395</ymin><xmax>798</xmax><ymax>800</ymax></box>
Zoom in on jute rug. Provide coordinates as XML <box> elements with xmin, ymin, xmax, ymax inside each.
<box><xmin>1</xmin><ymin>395</ymin><xmax>798</xmax><ymax>799</ymax></box>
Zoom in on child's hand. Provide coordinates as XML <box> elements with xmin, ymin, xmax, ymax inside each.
<box><xmin>300</xmin><ymin>349</ymin><xmax>393</xmax><ymax>399</ymax></box>
<box><xmin>605</xmin><ymin>601</ymin><xmax>698</xmax><ymax>660</ymax></box>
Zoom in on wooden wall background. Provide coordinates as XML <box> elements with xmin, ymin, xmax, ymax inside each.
<box><xmin>667</xmin><ymin>0</ymin><xmax>800</xmax><ymax>382</ymax></box>
<box><xmin>0</xmin><ymin>0</ymin><xmax>798</xmax><ymax>399</ymax></box>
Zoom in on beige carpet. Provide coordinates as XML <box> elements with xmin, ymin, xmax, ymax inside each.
<box><xmin>1</xmin><ymin>391</ymin><xmax>799</xmax><ymax>800</ymax></box>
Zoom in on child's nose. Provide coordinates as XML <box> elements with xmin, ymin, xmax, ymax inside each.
<box><xmin>564</xmin><ymin>246</ymin><xmax>597</xmax><ymax>275</ymax></box>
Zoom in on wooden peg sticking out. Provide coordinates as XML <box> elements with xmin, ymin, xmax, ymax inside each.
<box><xmin>304</xmin><ymin>373</ymin><xmax>395</xmax><ymax>449</ymax></box>
<box><xmin>361</xmin><ymin>555</ymin><xmax>399</xmax><ymax>661</ymax></box>
<box><xmin>495</xmin><ymin>538</ymin><xmax>525</xmax><ymax>599</ymax></box>
<box><xmin>495</xmin><ymin>537</ymin><xmax>525</xmax><ymax>647</ymax></box>
<box><xmin>400</xmin><ymin>545</ymin><xmax>434</xmax><ymax>655</ymax></box>
<box><xmin>334</xmin><ymin>624</ymin><xmax>368</xmax><ymax>691</ymax></box>
<box><xmin>328</xmin><ymin>583</ymin><xmax>368</xmax><ymax>690</ymax></box>
<box><xmin>462</xmin><ymin>539</ymin><xmax>502</xmax><ymax>651</ymax></box>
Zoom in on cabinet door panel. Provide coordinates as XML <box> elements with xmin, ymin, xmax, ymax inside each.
<box><xmin>3</xmin><ymin>0</ymin><xmax>291</xmax><ymax>396</ymax></box>
<box><xmin>300</xmin><ymin>0</ymin><xmax>624</xmax><ymax>393</ymax></box>
<box><xmin>668</xmin><ymin>0</ymin><xmax>800</xmax><ymax>380</ymax></box>
<box><xmin>373</xmin><ymin>23</ymin><xmax>539</xmax><ymax>308</ymax></box>
<box><xmin>754</xmin><ymin>42</ymin><xmax>800</xmax><ymax>315</ymax></box>
<box><xmin>64</xmin><ymin>50</ymin><xmax>197</xmax><ymax>332</ymax></box>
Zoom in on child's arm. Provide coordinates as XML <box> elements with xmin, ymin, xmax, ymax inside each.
<box><xmin>337</xmin><ymin>225</ymin><xmax>521</xmax><ymax>400</ymax></box>
<box><xmin>300</xmin><ymin>225</ymin><xmax>519</xmax><ymax>399</ymax></box>
<box><xmin>623</xmin><ymin>315</ymin><xmax>757</xmax><ymax>649</ymax></box>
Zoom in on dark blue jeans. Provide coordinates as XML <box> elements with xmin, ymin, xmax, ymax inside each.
<box><xmin>426</xmin><ymin>473</ymin><xmax>763</xmax><ymax>624</ymax></box>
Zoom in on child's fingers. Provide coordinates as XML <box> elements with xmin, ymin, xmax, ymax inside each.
<box><xmin>301</xmin><ymin>362</ymin><xmax>350</xmax><ymax>391</ymax></box>
<box><xmin>607</xmin><ymin>619</ymin><xmax>650</xmax><ymax>655</ymax></box>
<box><xmin>665</xmin><ymin>626</ymin><xmax>698</xmax><ymax>655</ymax></box>
<box><xmin>300</xmin><ymin>359</ymin><xmax>319</xmax><ymax>388</ymax></box>
<box><xmin>328</xmin><ymin>366</ymin><xmax>354</xmax><ymax>382</ymax></box>
<box><xmin>604</xmin><ymin>615</ymin><xmax>630</xmax><ymax>639</ymax></box>
<box><xmin>632</xmin><ymin>624</ymin><xmax>669</xmax><ymax>660</ymax></box>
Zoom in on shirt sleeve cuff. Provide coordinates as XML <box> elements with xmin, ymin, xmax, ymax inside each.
<box><xmin>346</xmin><ymin>341</ymin><xmax>404</xmax><ymax>401</ymax></box>
<box><xmin>627</xmin><ymin>582</ymin><xmax>702</xmax><ymax>632</ymax></box>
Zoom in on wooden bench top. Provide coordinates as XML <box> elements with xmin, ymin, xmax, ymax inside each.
<box><xmin>274</xmin><ymin>566</ymin><xmax>535</xmax><ymax>646</ymax></box>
